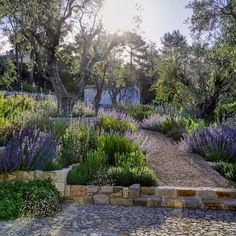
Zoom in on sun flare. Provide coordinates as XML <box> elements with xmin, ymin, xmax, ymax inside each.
<box><xmin>101</xmin><ymin>0</ymin><xmax>141</xmax><ymax>33</ymax></box>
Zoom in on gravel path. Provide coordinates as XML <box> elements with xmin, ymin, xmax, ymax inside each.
<box><xmin>138</xmin><ymin>130</ymin><xmax>233</xmax><ymax>188</ymax></box>
<box><xmin>1</xmin><ymin>204</ymin><xmax>236</xmax><ymax>236</ymax></box>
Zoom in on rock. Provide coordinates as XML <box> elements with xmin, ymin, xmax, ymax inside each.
<box><xmin>94</xmin><ymin>194</ymin><xmax>109</xmax><ymax>204</ymax></box>
<box><xmin>71</xmin><ymin>185</ymin><xmax>86</xmax><ymax>197</ymax></box>
<box><xmin>141</xmin><ymin>187</ymin><xmax>156</xmax><ymax>196</ymax></box>
<box><xmin>133</xmin><ymin>198</ymin><xmax>147</xmax><ymax>206</ymax></box>
<box><xmin>129</xmin><ymin>184</ymin><xmax>140</xmax><ymax>199</ymax></box>
<box><xmin>110</xmin><ymin>198</ymin><xmax>133</xmax><ymax>206</ymax></box>
<box><xmin>147</xmin><ymin>196</ymin><xmax>162</xmax><ymax>207</ymax></box>
<box><xmin>99</xmin><ymin>186</ymin><xmax>113</xmax><ymax>194</ymax></box>
<box><xmin>123</xmin><ymin>187</ymin><xmax>129</xmax><ymax>198</ymax></box>
<box><xmin>156</xmin><ymin>186</ymin><xmax>176</xmax><ymax>197</ymax></box>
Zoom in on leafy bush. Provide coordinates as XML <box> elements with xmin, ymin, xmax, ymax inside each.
<box><xmin>99</xmin><ymin>117</ymin><xmax>138</xmax><ymax>133</ymax></box>
<box><xmin>141</xmin><ymin>113</ymin><xmax>168</xmax><ymax>131</ymax></box>
<box><xmin>108</xmin><ymin>166</ymin><xmax>157</xmax><ymax>187</ymax></box>
<box><xmin>160</xmin><ymin>117</ymin><xmax>188</xmax><ymax>140</ymax></box>
<box><xmin>0</xmin><ymin>127</ymin><xmax>60</xmax><ymax>173</ymax></box>
<box><xmin>98</xmin><ymin>135</ymin><xmax>139</xmax><ymax>165</ymax></box>
<box><xmin>60</xmin><ymin>125</ymin><xmax>98</xmax><ymax>167</ymax></box>
<box><xmin>214</xmin><ymin>162</ymin><xmax>236</xmax><ymax>181</ymax></box>
<box><xmin>67</xmin><ymin>150</ymin><xmax>108</xmax><ymax>185</ymax></box>
<box><xmin>114</xmin><ymin>151</ymin><xmax>146</xmax><ymax>168</ymax></box>
<box><xmin>115</xmin><ymin>104</ymin><xmax>155</xmax><ymax>121</ymax></box>
<box><xmin>72</xmin><ymin>102</ymin><xmax>94</xmax><ymax>117</ymax></box>
<box><xmin>98</xmin><ymin>110</ymin><xmax>138</xmax><ymax>133</ymax></box>
<box><xmin>0</xmin><ymin>95</ymin><xmax>34</xmax><ymax>119</ymax></box>
<box><xmin>34</xmin><ymin>118</ymin><xmax>69</xmax><ymax>140</ymax></box>
<box><xmin>0</xmin><ymin>118</ymin><xmax>20</xmax><ymax>146</ymax></box>
<box><xmin>182</xmin><ymin>126</ymin><xmax>236</xmax><ymax>163</ymax></box>
<box><xmin>0</xmin><ymin>179</ymin><xmax>61</xmax><ymax>220</ymax></box>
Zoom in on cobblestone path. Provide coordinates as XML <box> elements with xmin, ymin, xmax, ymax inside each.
<box><xmin>1</xmin><ymin>204</ymin><xmax>236</xmax><ymax>236</ymax></box>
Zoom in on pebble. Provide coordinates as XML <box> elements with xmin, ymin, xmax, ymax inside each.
<box><xmin>0</xmin><ymin>204</ymin><xmax>236</xmax><ymax>236</ymax></box>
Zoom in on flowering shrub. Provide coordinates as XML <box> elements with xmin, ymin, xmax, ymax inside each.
<box><xmin>141</xmin><ymin>113</ymin><xmax>168</xmax><ymax>131</ymax></box>
<box><xmin>98</xmin><ymin>110</ymin><xmax>139</xmax><ymax>133</ymax></box>
<box><xmin>181</xmin><ymin>126</ymin><xmax>236</xmax><ymax>163</ymax></box>
<box><xmin>0</xmin><ymin>127</ymin><xmax>60</xmax><ymax>173</ymax></box>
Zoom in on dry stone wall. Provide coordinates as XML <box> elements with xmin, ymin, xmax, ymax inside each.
<box><xmin>0</xmin><ymin>170</ymin><xmax>236</xmax><ymax>211</ymax></box>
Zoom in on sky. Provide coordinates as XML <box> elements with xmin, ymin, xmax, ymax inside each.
<box><xmin>102</xmin><ymin>0</ymin><xmax>193</xmax><ymax>47</ymax></box>
<box><xmin>0</xmin><ymin>0</ymin><xmax>193</xmax><ymax>54</ymax></box>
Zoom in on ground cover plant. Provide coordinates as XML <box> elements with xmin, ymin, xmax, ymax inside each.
<box><xmin>0</xmin><ymin>179</ymin><xmax>61</xmax><ymax>220</ymax></box>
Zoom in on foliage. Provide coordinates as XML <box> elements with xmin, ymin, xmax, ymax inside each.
<box><xmin>72</xmin><ymin>102</ymin><xmax>94</xmax><ymax>117</ymax></box>
<box><xmin>98</xmin><ymin>110</ymin><xmax>138</xmax><ymax>133</ymax></box>
<box><xmin>0</xmin><ymin>127</ymin><xmax>60</xmax><ymax>173</ymax></box>
<box><xmin>22</xmin><ymin>82</ymin><xmax>39</xmax><ymax>93</ymax></box>
<box><xmin>214</xmin><ymin>162</ymin><xmax>236</xmax><ymax>181</ymax></box>
<box><xmin>114</xmin><ymin>151</ymin><xmax>146</xmax><ymax>169</ymax></box>
<box><xmin>141</xmin><ymin>113</ymin><xmax>168</xmax><ymax>131</ymax></box>
<box><xmin>60</xmin><ymin>125</ymin><xmax>98</xmax><ymax>167</ymax></box>
<box><xmin>0</xmin><ymin>95</ymin><xmax>34</xmax><ymax>119</ymax></box>
<box><xmin>160</xmin><ymin>117</ymin><xmax>188</xmax><ymax>141</ymax></box>
<box><xmin>0</xmin><ymin>179</ymin><xmax>61</xmax><ymax>220</ymax></box>
<box><xmin>98</xmin><ymin>135</ymin><xmax>139</xmax><ymax>165</ymax></box>
<box><xmin>0</xmin><ymin>118</ymin><xmax>20</xmax><ymax>146</ymax></box>
<box><xmin>66</xmin><ymin>150</ymin><xmax>108</xmax><ymax>185</ymax></box>
<box><xmin>215</xmin><ymin>101</ymin><xmax>236</xmax><ymax>123</ymax></box>
<box><xmin>107</xmin><ymin>166</ymin><xmax>157</xmax><ymax>187</ymax></box>
<box><xmin>182</xmin><ymin>126</ymin><xmax>236</xmax><ymax>163</ymax></box>
<box><xmin>115</xmin><ymin>104</ymin><xmax>155</xmax><ymax>121</ymax></box>
<box><xmin>0</xmin><ymin>57</ymin><xmax>16</xmax><ymax>89</ymax></box>
<box><xmin>99</xmin><ymin>117</ymin><xmax>138</xmax><ymax>133</ymax></box>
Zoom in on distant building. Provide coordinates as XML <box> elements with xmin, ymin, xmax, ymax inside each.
<box><xmin>84</xmin><ymin>85</ymin><xmax>140</xmax><ymax>107</ymax></box>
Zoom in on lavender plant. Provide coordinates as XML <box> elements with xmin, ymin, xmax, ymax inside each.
<box><xmin>141</xmin><ymin>113</ymin><xmax>168</xmax><ymax>131</ymax></box>
<box><xmin>181</xmin><ymin>126</ymin><xmax>236</xmax><ymax>163</ymax></box>
<box><xmin>0</xmin><ymin>127</ymin><xmax>60</xmax><ymax>173</ymax></box>
<box><xmin>98</xmin><ymin>109</ymin><xmax>139</xmax><ymax>133</ymax></box>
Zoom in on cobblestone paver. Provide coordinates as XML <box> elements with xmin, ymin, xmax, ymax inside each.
<box><xmin>0</xmin><ymin>204</ymin><xmax>236</xmax><ymax>236</ymax></box>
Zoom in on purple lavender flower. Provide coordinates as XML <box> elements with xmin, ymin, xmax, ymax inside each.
<box><xmin>98</xmin><ymin>109</ymin><xmax>139</xmax><ymax>127</ymax></box>
<box><xmin>181</xmin><ymin>125</ymin><xmax>236</xmax><ymax>163</ymax></box>
<box><xmin>141</xmin><ymin>113</ymin><xmax>168</xmax><ymax>131</ymax></box>
<box><xmin>0</xmin><ymin>127</ymin><xmax>60</xmax><ymax>173</ymax></box>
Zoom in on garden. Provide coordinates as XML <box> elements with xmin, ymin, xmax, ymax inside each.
<box><xmin>0</xmin><ymin>94</ymin><xmax>236</xmax><ymax>220</ymax></box>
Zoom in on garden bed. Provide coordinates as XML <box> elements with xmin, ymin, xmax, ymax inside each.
<box><xmin>1</xmin><ymin>170</ymin><xmax>236</xmax><ymax>211</ymax></box>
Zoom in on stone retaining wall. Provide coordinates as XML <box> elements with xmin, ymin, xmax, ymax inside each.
<box><xmin>64</xmin><ymin>185</ymin><xmax>236</xmax><ymax>211</ymax></box>
<box><xmin>1</xmin><ymin>170</ymin><xmax>236</xmax><ymax>211</ymax></box>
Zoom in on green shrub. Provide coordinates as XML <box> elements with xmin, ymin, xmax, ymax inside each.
<box><xmin>60</xmin><ymin>125</ymin><xmax>98</xmax><ymax>167</ymax></box>
<box><xmin>67</xmin><ymin>150</ymin><xmax>108</xmax><ymax>185</ymax></box>
<box><xmin>160</xmin><ymin>117</ymin><xmax>188</xmax><ymax>141</ymax></box>
<box><xmin>114</xmin><ymin>151</ymin><xmax>146</xmax><ymax>168</ymax></box>
<box><xmin>115</xmin><ymin>104</ymin><xmax>155</xmax><ymax>121</ymax></box>
<box><xmin>34</xmin><ymin>118</ymin><xmax>69</xmax><ymax>140</ymax></box>
<box><xmin>99</xmin><ymin>117</ymin><xmax>138</xmax><ymax>133</ymax></box>
<box><xmin>108</xmin><ymin>166</ymin><xmax>157</xmax><ymax>187</ymax></box>
<box><xmin>0</xmin><ymin>179</ymin><xmax>61</xmax><ymax>220</ymax></box>
<box><xmin>0</xmin><ymin>95</ymin><xmax>35</xmax><ymax>119</ymax></box>
<box><xmin>214</xmin><ymin>162</ymin><xmax>236</xmax><ymax>181</ymax></box>
<box><xmin>98</xmin><ymin>135</ymin><xmax>139</xmax><ymax>165</ymax></box>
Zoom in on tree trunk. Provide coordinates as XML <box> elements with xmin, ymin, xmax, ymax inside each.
<box><xmin>15</xmin><ymin>43</ymin><xmax>21</xmax><ymax>90</ymax></box>
<box><xmin>94</xmin><ymin>89</ymin><xmax>103</xmax><ymax>116</ymax></box>
<box><xmin>47</xmin><ymin>57</ymin><xmax>74</xmax><ymax>116</ymax></box>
